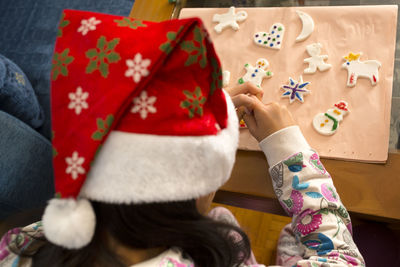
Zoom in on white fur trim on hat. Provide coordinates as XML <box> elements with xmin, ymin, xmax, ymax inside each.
<box><xmin>79</xmin><ymin>91</ymin><xmax>239</xmax><ymax>204</ymax></box>
<box><xmin>42</xmin><ymin>198</ymin><xmax>96</xmax><ymax>249</ymax></box>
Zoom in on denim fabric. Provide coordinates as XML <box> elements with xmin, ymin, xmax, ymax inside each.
<box><xmin>0</xmin><ymin>0</ymin><xmax>135</xmax><ymax>219</ymax></box>
<box><xmin>0</xmin><ymin>111</ymin><xmax>54</xmax><ymax>219</ymax></box>
<box><xmin>0</xmin><ymin>54</ymin><xmax>44</xmax><ymax>129</ymax></box>
<box><xmin>0</xmin><ymin>0</ymin><xmax>135</xmax><ymax>140</ymax></box>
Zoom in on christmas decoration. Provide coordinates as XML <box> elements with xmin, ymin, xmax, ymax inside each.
<box><xmin>303</xmin><ymin>43</ymin><xmax>331</xmax><ymax>74</ymax></box>
<box><xmin>253</xmin><ymin>23</ymin><xmax>285</xmax><ymax>50</ymax></box>
<box><xmin>295</xmin><ymin>11</ymin><xmax>314</xmax><ymax>42</ymax></box>
<box><xmin>238</xmin><ymin>58</ymin><xmax>273</xmax><ymax>88</ymax></box>
<box><xmin>222</xmin><ymin>70</ymin><xmax>230</xmax><ymax>87</ymax></box>
<box><xmin>281</xmin><ymin>76</ymin><xmax>310</xmax><ymax>104</ymax></box>
<box><xmin>212</xmin><ymin>6</ymin><xmax>248</xmax><ymax>33</ymax></box>
<box><xmin>44</xmin><ymin>10</ymin><xmax>238</xmax><ymax>250</ymax></box>
<box><xmin>341</xmin><ymin>52</ymin><xmax>381</xmax><ymax>87</ymax></box>
<box><xmin>312</xmin><ymin>100</ymin><xmax>349</xmax><ymax>135</ymax></box>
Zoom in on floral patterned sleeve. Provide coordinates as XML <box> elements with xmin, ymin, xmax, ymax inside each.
<box><xmin>259</xmin><ymin>126</ymin><xmax>365</xmax><ymax>267</ymax></box>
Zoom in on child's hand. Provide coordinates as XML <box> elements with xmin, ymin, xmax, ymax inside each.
<box><xmin>234</xmin><ymin>95</ymin><xmax>296</xmax><ymax>142</ymax></box>
<box><xmin>226</xmin><ymin>82</ymin><xmax>263</xmax><ymax>122</ymax></box>
<box><xmin>226</xmin><ymin>82</ymin><xmax>264</xmax><ymax>101</ymax></box>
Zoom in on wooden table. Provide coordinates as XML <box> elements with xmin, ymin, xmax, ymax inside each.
<box><xmin>130</xmin><ymin>0</ymin><xmax>400</xmax><ymax>222</ymax></box>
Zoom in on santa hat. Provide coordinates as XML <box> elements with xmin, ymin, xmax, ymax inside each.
<box><xmin>43</xmin><ymin>10</ymin><xmax>239</xmax><ymax>249</ymax></box>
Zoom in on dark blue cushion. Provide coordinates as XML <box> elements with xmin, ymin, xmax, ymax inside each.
<box><xmin>0</xmin><ymin>0</ymin><xmax>136</xmax><ymax>140</ymax></box>
<box><xmin>0</xmin><ymin>54</ymin><xmax>44</xmax><ymax>129</ymax></box>
<box><xmin>0</xmin><ymin>0</ymin><xmax>135</xmax><ymax>219</ymax></box>
<box><xmin>0</xmin><ymin>111</ymin><xmax>54</xmax><ymax>220</ymax></box>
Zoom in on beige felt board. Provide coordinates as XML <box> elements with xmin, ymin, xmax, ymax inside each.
<box><xmin>180</xmin><ymin>5</ymin><xmax>398</xmax><ymax>163</ymax></box>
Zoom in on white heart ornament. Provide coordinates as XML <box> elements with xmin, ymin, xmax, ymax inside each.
<box><xmin>253</xmin><ymin>23</ymin><xmax>285</xmax><ymax>50</ymax></box>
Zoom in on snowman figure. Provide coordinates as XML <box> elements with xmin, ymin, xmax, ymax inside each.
<box><xmin>313</xmin><ymin>101</ymin><xmax>349</xmax><ymax>135</ymax></box>
<box><xmin>238</xmin><ymin>58</ymin><xmax>273</xmax><ymax>88</ymax></box>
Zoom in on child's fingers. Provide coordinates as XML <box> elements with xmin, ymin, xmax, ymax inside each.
<box><xmin>232</xmin><ymin>94</ymin><xmax>253</xmax><ymax>122</ymax></box>
<box><xmin>233</xmin><ymin>94</ymin><xmax>263</xmax><ymax>131</ymax></box>
<box><xmin>228</xmin><ymin>82</ymin><xmax>264</xmax><ymax>99</ymax></box>
<box><xmin>231</xmin><ymin>94</ymin><xmax>256</xmax><ymax>111</ymax></box>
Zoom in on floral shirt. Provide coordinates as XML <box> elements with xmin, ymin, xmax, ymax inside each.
<box><xmin>0</xmin><ymin>126</ymin><xmax>364</xmax><ymax>267</ymax></box>
<box><xmin>0</xmin><ymin>221</ymin><xmax>44</xmax><ymax>267</ymax></box>
<box><xmin>260</xmin><ymin>126</ymin><xmax>365</xmax><ymax>267</ymax></box>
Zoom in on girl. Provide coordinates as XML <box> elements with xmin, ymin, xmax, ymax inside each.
<box><xmin>0</xmin><ymin>10</ymin><xmax>364</xmax><ymax>267</ymax></box>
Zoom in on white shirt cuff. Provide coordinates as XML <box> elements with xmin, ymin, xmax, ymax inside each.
<box><xmin>259</xmin><ymin>126</ymin><xmax>311</xmax><ymax>167</ymax></box>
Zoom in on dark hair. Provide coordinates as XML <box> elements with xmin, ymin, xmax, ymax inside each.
<box><xmin>30</xmin><ymin>199</ymin><xmax>251</xmax><ymax>267</ymax></box>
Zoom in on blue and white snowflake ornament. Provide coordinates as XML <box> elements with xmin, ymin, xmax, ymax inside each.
<box><xmin>281</xmin><ymin>76</ymin><xmax>310</xmax><ymax>104</ymax></box>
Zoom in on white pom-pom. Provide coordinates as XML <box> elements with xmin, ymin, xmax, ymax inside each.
<box><xmin>43</xmin><ymin>198</ymin><xmax>96</xmax><ymax>249</ymax></box>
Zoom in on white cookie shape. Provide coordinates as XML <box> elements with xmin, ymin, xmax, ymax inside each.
<box><xmin>213</xmin><ymin>6</ymin><xmax>248</xmax><ymax>33</ymax></box>
<box><xmin>253</xmin><ymin>23</ymin><xmax>285</xmax><ymax>50</ymax></box>
<box><xmin>281</xmin><ymin>76</ymin><xmax>310</xmax><ymax>104</ymax></box>
<box><xmin>238</xmin><ymin>58</ymin><xmax>273</xmax><ymax>88</ymax></box>
<box><xmin>295</xmin><ymin>11</ymin><xmax>314</xmax><ymax>42</ymax></box>
<box><xmin>304</xmin><ymin>43</ymin><xmax>331</xmax><ymax>74</ymax></box>
<box><xmin>313</xmin><ymin>101</ymin><xmax>349</xmax><ymax>135</ymax></box>
<box><xmin>222</xmin><ymin>70</ymin><xmax>230</xmax><ymax>87</ymax></box>
<box><xmin>342</xmin><ymin>52</ymin><xmax>381</xmax><ymax>87</ymax></box>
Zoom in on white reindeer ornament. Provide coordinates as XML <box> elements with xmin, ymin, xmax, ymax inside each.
<box><xmin>342</xmin><ymin>52</ymin><xmax>381</xmax><ymax>87</ymax></box>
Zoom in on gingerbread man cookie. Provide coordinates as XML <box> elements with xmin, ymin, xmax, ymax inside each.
<box><xmin>238</xmin><ymin>58</ymin><xmax>273</xmax><ymax>88</ymax></box>
<box><xmin>303</xmin><ymin>43</ymin><xmax>331</xmax><ymax>74</ymax></box>
<box><xmin>213</xmin><ymin>6</ymin><xmax>248</xmax><ymax>34</ymax></box>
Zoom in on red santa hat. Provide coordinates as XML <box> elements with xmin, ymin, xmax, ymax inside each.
<box><xmin>43</xmin><ymin>10</ymin><xmax>238</xmax><ymax>249</ymax></box>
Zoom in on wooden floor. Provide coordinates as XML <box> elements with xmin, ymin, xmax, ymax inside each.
<box><xmin>211</xmin><ymin>203</ymin><xmax>292</xmax><ymax>266</ymax></box>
